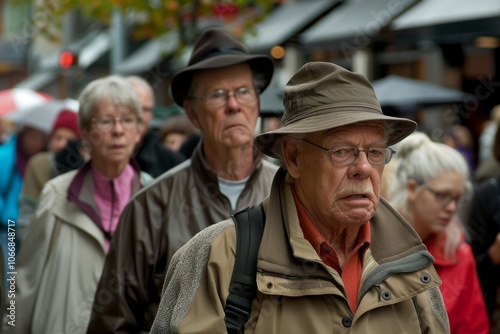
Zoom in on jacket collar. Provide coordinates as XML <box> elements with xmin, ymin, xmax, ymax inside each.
<box><xmin>67</xmin><ymin>159</ymin><xmax>143</xmax><ymax>226</ymax></box>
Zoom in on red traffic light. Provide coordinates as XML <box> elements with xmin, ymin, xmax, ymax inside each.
<box><xmin>59</xmin><ymin>51</ymin><xmax>77</xmax><ymax>68</ymax></box>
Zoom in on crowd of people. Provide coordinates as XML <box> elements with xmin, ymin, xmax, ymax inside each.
<box><xmin>0</xmin><ymin>26</ymin><xmax>499</xmax><ymax>333</ymax></box>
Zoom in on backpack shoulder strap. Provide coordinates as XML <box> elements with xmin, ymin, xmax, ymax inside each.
<box><xmin>225</xmin><ymin>203</ymin><xmax>266</xmax><ymax>334</ymax></box>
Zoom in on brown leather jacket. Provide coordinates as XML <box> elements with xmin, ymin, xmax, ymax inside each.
<box><xmin>151</xmin><ymin>169</ymin><xmax>450</xmax><ymax>333</ymax></box>
<box><xmin>87</xmin><ymin>143</ymin><xmax>278</xmax><ymax>333</ymax></box>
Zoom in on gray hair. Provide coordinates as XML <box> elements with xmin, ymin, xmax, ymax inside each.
<box><xmin>386</xmin><ymin>131</ymin><xmax>471</xmax><ymax>219</ymax></box>
<box><xmin>78</xmin><ymin>75</ymin><xmax>143</xmax><ymax>131</ymax></box>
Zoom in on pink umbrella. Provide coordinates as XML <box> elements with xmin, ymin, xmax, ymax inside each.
<box><xmin>0</xmin><ymin>88</ymin><xmax>52</xmax><ymax>117</ymax></box>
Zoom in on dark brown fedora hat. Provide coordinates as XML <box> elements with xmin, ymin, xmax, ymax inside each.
<box><xmin>170</xmin><ymin>27</ymin><xmax>275</xmax><ymax>106</ymax></box>
<box><xmin>254</xmin><ymin>62</ymin><xmax>417</xmax><ymax>159</ymax></box>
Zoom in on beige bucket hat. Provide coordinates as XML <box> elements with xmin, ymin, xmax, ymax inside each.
<box><xmin>254</xmin><ymin>62</ymin><xmax>417</xmax><ymax>159</ymax></box>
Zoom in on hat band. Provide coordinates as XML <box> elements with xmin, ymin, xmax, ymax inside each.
<box><xmin>195</xmin><ymin>46</ymin><xmax>247</xmax><ymax>63</ymax></box>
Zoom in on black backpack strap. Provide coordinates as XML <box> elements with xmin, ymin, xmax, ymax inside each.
<box><xmin>225</xmin><ymin>203</ymin><xmax>266</xmax><ymax>334</ymax></box>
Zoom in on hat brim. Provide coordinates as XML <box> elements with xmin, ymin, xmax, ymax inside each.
<box><xmin>171</xmin><ymin>54</ymin><xmax>275</xmax><ymax>106</ymax></box>
<box><xmin>254</xmin><ymin>105</ymin><xmax>417</xmax><ymax>159</ymax></box>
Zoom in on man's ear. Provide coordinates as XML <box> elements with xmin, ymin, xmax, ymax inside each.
<box><xmin>184</xmin><ymin>100</ymin><xmax>200</xmax><ymax>130</ymax></box>
<box><xmin>281</xmin><ymin>136</ymin><xmax>301</xmax><ymax>179</ymax></box>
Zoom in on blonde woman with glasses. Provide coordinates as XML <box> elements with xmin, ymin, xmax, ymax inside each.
<box><xmin>386</xmin><ymin>131</ymin><xmax>489</xmax><ymax>334</ymax></box>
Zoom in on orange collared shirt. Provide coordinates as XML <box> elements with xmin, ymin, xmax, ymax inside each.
<box><xmin>292</xmin><ymin>185</ymin><xmax>371</xmax><ymax>313</ymax></box>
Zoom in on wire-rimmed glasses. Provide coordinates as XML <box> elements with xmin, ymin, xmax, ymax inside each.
<box><xmin>301</xmin><ymin>139</ymin><xmax>395</xmax><ymax>166</ymax></box>
<box><xmin>188</xmin><ymin>87</ymin><xmax>258</xmax><ymax>108</ymax></box>
<box><xmin>423</xmin><ymin>185</ymin><xmax>463</xmax><ymax>207</ymax></box>
<box><xmin>92</xmin><ymin>115</ymin><xmax>138</xmax><ymax>132</ymax></box>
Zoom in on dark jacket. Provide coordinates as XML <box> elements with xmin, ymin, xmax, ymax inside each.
<box><xmin>467</xmin><ymin>175</ymin><xmax>500</xmax><ymax>318</ymax></box>
<box><xmin>87</xmin><ymin>143</ymin><xmax>279</xmax><ymax>333</ymax></box>
<box><xmin>134</xmin><ymin>130</ymin><xmax>185</xmax><ymax>178</ymax></box>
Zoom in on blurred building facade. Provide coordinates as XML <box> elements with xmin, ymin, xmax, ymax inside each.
<box><xmin>2</xmin><ymin>0</ymin><xmax>500</xmax><ymax>155</ymax></box>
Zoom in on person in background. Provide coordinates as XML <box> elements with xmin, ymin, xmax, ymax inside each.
<box><xmin>158</xmin><ymin>113</ymin><xmax>199</xmax><ymax>153</ymax></box>
<box><xmin>386</xmin><ymin>131</ymin><xmax>489</xmax><ymax>334</ymax></box>
<box><xmin>127</xmin><ymin>76</ymin><xmax>185</xmax><ymax>178</ymax></box>
<box><xmin>475</xmin><ymin>120</ymin><xmax>500</xmax><ymax>184</ymax></box>
<box><xmin>150</xmin><ymin>62</ymin><xmax>451</xmax><ymax>333</ymax></box>
<box><xmin>5</xmin><ymin>75</ymin><xmax>152</xmax><ymax>334</ymax></box>
<box><xmin>468</xmin><ymin>121</ymin><xmax>500</xmax><ymax>332</ymax></box>
<box><xmin>479</xmin><ymin>104</ymin><xmax>500</xmax><ymax>164</ymax></box>
<box><xmin>0</xmin><ymin>118</ymin><xmax>12</xmax><ymax>144</ymax></box>
<box><xmin>88</xmin><ymin>27</ymin><xmax>278</xmax><ymax>333</ymax></box>
<box><xmin>178</xmin><ymin>131</ymin><xmax>202</xmax><ymax>159</ymax></box>
<box><xmin>17</xmin><ymin>109</ymin><xmax>80</xmax><ymax>243</ymax></box>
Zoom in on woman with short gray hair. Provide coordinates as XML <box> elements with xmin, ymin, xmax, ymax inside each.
<box><xmin>7</xmin><ymin>75</ymin><xmax>152</xmax><ymax>334</ymax></box>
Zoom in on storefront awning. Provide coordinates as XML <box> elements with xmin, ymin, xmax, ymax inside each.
<box><xmin>391</xmin><ymin>0</ymin><xmax>500</xmax><ymax>44</ymax></box>
<box><xmin>115</xmin><ymin>1</ymin><xmax>335</xmax><ymax>75</ymax></box>
<box><xmin>300</xmin><ymin>0</ymin><xmax>417</xmax><ymax>49</ymax></box>
<box><xmin>245</xmin><ymin>0</ymin><xmax>337</xmax><ymax>53</ymax></box>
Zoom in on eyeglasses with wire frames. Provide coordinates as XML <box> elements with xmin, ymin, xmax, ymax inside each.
<box><xmin>92</xmin><ymin>115</ymin><xmax>139</xmax><ymax>132</ymax></box>
<box><xmin>301</xmin><ymin>139</ymin><xmax>395</xmax><ymax>166</ymax></box>
<box><xmin>423</xmin><ymin>185</ymin><xmax>463</xmax><ymax>207</ymax></box>
<box><xmin>188</xmin><ymin>87</ymin><xmax>259</xmax><ymax>108</ymax></box>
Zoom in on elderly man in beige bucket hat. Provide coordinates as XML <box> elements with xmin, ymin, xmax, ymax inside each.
<box><xmin>88</xmin><ymin>27</ymin><xmax>279</xmax><ymax>333</ymax></box>
<box><xmin>151</xmin><ymin>62</ymin><xmax>451</xmax><ymax>333</ymax></box>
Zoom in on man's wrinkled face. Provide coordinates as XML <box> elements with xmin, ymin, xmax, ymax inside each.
<box><xmin>282</xmin><ymin>121</ymin><xmax>388</xmax><ymax>227</ymax></box>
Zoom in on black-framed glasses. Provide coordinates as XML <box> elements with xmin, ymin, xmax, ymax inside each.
<box><xmin>92</xmin><ymin>115</ymin><xmax>138</xmax><ymax>132</ymax></box>
<box><xmin>423</xmin><ymin>185</ymin><xmax>463</xmax><ymax>207</ymax></box>
<box><xmin>188</xmin><ymin>87</ymin><xmax>258</xmax><ymax>108</ymax></box>
<box><xmin>301</xmin><ymin>139</ymin><xmax>395</xmax><ymax>166</ymax></box>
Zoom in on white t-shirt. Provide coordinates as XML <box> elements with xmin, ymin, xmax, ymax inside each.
<box><xmin>218</xmin><ymin>175</ymin><xmax>250</xmax><ymax>211</ymax></box>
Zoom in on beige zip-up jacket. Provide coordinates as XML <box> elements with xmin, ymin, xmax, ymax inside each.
<box><xmin>152</xmin><ymin>168</ymin><xmax>450</xmax><ymax>333</ymax></box>
<box><xmin>5</xmin><ymin>162</ymin><xmax>149</xmax><ymax>334</ymax></box>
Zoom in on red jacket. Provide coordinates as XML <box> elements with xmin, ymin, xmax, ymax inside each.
<box><xmin>425</xmin><ymin>235</ymin><xmax>490</xmax><ymax>334</ymax></box>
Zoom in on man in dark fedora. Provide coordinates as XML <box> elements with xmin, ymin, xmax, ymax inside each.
<box><xmin>150</xmin><ymin>62</ymin><xmax>451</xmax><ymax>333</ymax></box>
<box><xmin>87</xmin><ymin>27</ymin><xmax>279</xmax><ymax>333</ymax></box>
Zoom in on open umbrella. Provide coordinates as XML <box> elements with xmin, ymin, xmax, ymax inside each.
<box><xmin>5</xmin><ymin>98</ymin><xmax>78</xmax><ymax>133</ymax></box>
<box><xmin>0</xmin><ymin>88</ymin><xmax>52</xmax><ymax>117</ymax></box>
<box><xmin>372</xmin><ymin>75</ymin><xmax>469</xmax><ymax>110</ymax></box>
